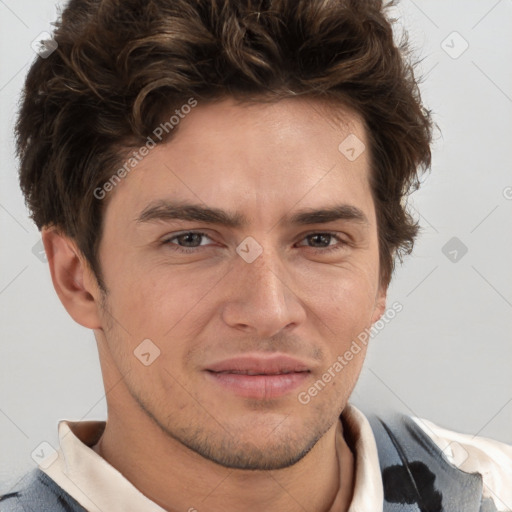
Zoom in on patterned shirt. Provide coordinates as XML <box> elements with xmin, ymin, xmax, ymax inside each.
<box><xmin>1</xmin><ymin>404</ymin><xmax>511</xmax><ymax>511</ymax></box>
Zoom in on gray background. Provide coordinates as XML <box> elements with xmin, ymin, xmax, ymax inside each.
<box><xmin>1</xmin><ymin>0</ymin><xmax>511</xmax><ymax>493</ymax></box>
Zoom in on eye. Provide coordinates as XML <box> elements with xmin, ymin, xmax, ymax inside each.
<box><xmin>162</xmin><ymin>231</ymin><xmax>215</xmax><ymax>254</ymax></box>
<box><xmin>296</xmin><ymin>232</ymin><xmax>348</xmax><ymax>253</ymax></box>
<box><xmin>161</xmin><ymin>230</ymin><xmax>349</xmax><ymax>255</ymax></box>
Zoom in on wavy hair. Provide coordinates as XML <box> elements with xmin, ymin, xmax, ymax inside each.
<box><xmin>16</xmin><ymin>0</ymin><xmax>433</xmax><ymax>290</ymax></box>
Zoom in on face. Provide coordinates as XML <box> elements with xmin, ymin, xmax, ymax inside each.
<box><xmin>93</xmin><ymin>97</ymin><xmax>386</xmax><ymax>470</ymax></box>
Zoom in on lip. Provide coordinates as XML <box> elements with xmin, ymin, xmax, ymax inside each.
<box><xmin>206</xmin><ymin>354</ymin><xmax>311</xmax><ymax>374</ymax></box>
<box><xmin>204</xmin><ymin>354</ymin><xmax>311</xmax><ymax>400</ymax></box>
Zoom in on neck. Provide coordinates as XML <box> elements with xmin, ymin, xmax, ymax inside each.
<box><xmin>93</xmin><ymin>396</ymin><xmax>354</xmax><ymax>512</ymax></box>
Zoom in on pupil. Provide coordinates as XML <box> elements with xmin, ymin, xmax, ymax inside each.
<box><xmin>182</xmin><ymin>233</ymin><xmax>200</xmax><ymax>246</ymax></box>
<box><xmin>311</xmin><ymin>234</ymin><xmax>329</xmax><ymax>247</ymax></box>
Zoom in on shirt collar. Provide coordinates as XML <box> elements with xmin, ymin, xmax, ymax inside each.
<box><xmin>39</xmin><ymin>403</ymin><xmax>383</xmax><ymax>512</ymax></box>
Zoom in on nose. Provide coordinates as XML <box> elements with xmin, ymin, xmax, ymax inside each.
<box><xmin>221</xmin><ymin>246</ymin><xmax>306</xmax><ymax>338</ymax></box>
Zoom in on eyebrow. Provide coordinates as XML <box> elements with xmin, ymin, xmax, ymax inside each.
<box><xmin>136</xmin><ymin>201</ymin><xmax>369</xmax><ymax>228</ymax></box>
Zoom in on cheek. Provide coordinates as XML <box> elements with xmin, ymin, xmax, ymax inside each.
<box><xmin>311</xmin><ymin>265</ymin><xmax>379</xmax><ymax>324</ymax></box>
<box><xmin>105</xmin><ymin>265</ymin><xmax>218</xmax><ymax>347</ymax></box>
<box><xmin>305</xmin><ymin>268</ymin><xmax>379</xmax><ymax>380</ymax></box>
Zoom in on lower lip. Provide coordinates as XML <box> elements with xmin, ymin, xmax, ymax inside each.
<box><xmin>205</xmin><ymin>371</ymin><xmax>310</xmax><ymax>400</ymax></box>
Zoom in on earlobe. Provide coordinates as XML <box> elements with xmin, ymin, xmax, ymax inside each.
<box><xmin>42</xmin><ymin>227</ymin><xmax>102</xmax><ymax>330</ymax></box>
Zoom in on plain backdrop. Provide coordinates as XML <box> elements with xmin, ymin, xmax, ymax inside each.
<box><xmin>1</xmin><ymin>0</ymin><xmax>511</xmax><ymax>493</ymax></box>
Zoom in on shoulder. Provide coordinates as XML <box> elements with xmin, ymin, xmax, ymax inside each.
<box><xmin>0</xmin><ymin>470</ymin><xmax>33</xmax><ymax>512</ymax></box>
<box><xmin>0</xmin><ymin>469</ymin><xmax>86</xmax><ymax>512</ymax></box>
<box><xmin>0</xmin><ymin>491</ymin><xmax>25</xmax><ymax>512</ymax></box>
<box><xmin>365</xmin><ymin>409</ymin><xmax>512</xmax><ymax>511</ymax></box>
<box><xmin>412</xmin><ymin>416</ymin><xmax>512</xmax><ymax>508</ymax></box>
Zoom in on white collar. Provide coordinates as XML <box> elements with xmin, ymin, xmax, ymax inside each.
<box><xmin>39</xmin><ymin>403</ymin><xmax>383</xmax><ymax>512</ymax></box>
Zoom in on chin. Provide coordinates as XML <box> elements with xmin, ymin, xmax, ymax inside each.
<box><xmin>188</xmin><ymin>435</ymin><xmax>321</xmax><ymax>471</ymax></box>
<box><xmin>165</xmin><ymin>412</ymin><xmax>334</xmax><ymax>471</ymax></box>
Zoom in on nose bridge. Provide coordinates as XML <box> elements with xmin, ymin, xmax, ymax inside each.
<box><xmin>239</xmin><ymin>241</ymin><xmax>288</xmax><ymax>306</ymax></box>
<box><xmin>221</xmin><ymin>237</ymin><xmax>304</xmax><ymax>335</ymax></box>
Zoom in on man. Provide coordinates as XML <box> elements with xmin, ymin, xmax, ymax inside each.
<box><xmin>1</xmin><ymin>0</ymin><xmax>511</xmax><ymax>511</ymax></box>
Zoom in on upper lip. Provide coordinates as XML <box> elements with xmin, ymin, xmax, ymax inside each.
<box><xmin>205</xmin><ymin>354</ymin><xmax>311</xmax><ymax>375</ymax></box>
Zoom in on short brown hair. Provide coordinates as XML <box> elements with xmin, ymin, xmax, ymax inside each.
<box><xmin>16</xmin><ymin>0</ymin><xmax>432</xmax><ymax>290</ymax></box>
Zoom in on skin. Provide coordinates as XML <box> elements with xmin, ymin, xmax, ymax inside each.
<box><xmin>43</xmin><ymin>97</ymin><xmax>387</xmax><ymax>512</ymax></box>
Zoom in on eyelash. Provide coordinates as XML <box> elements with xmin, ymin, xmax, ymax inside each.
<box><xmin>161</xmin><ymin>231</ymin><xmax>348</xmax><ymax>255</ymax></box>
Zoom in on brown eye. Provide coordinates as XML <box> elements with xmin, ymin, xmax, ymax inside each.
<box><xmin>296</xmin><ymin>232</ymin><xmax>348</xmax><ymax>253</ymax></box>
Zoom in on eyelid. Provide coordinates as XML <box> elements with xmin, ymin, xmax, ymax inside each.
<box><xmin>295</xmin><ymin>231</ymin><xmax>350</xmax><ymax>249</ymax></box>
<box><xmin>162</xmin><ymin>229</ymin><xmax>350</xmax><ymax>254</ymax></box>
<box><xmin>161</xmin><ymin>229</ymin><xmax>347</xmax><ymax>243</ymax></box>
<box><xmin>162</xmin><ymin>230</ymin><xmax>215</xmax><ymax>245</ymax></box>
<box><xmin>298</xmin><ymin>230</ymin><xmax>349</xmax><ymax>242</ymax></box>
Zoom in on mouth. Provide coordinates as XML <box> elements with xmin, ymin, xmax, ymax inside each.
<box><xmin>204</xmin><ymin>354</ymin><xmax>311</xmax><ymax>400</ymax></box>
<box><xmin>210</xmin><ymin>369</ymin><xmax>305</xmax><ymax>375</ymax></box>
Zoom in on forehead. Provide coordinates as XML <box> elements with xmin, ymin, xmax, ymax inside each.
<box><xmin>174</xmin><ymin>96</ymin><xmax>365</xmax><ymax>154</ymax></box>
<box><xmin>103</xmin><ymin>96</ymin><xmax>374</xmax><ymax>228</ymax></box>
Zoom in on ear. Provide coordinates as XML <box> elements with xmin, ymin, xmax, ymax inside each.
<box><xmin>42</xmin><ymin>227</ymin><xmax>102</xmax><ymax>330</ymax></box>
<box><xmin>370</xmin><ymin>283</ymin><xmax>388</xmax><ymax>324</ymax></box>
